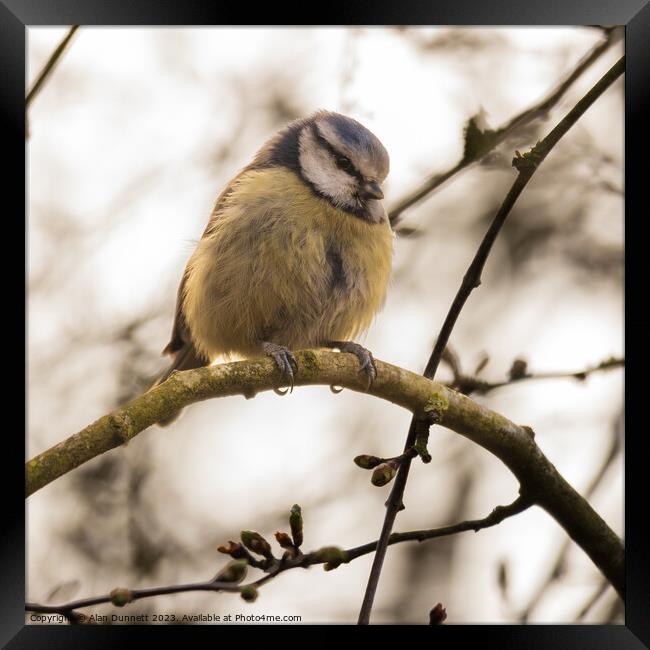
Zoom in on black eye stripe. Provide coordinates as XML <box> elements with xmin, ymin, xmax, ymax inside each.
<box><xmin>311</xmin><ymin>125</ymin><xmax>364</xmax><ymax>182</ymax></box>
<box><xmin>335</xmin><ymin>155</ymin><xmax>355</xmax><ymax>172</ymax></box>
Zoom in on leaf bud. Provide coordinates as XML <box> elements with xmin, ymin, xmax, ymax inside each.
<box><xmin>289</xmin><ymin>504</ymin><xmax>304</xmax><ymax>548</ymax></box>
<box><xmin>213</xmin><ymin>559</ymin><xmax>248</xmax><ymax>584</ymax></box>
<box><xmin>109</xmin><ymin>588</ymin><xmax>134</xmax><ymax>607</ymax></box>
<box><xmin>371</xmin><ymin>462</ymin><xmax>397</xmax><ymax>487</ymax></box>
<box><xmin>354</xmin><ymin>455</ymin><xmax>383</xmax><ymax>470</ymax></box>
<box><xmin>240</xmin><ymin>531</ymin><xmax>273</xmax><ymax>558</ymax></box>
<box><xmin>240</xmin><ymin>585</ymin><xmax>258</xmax><ymax>603</ymax></box>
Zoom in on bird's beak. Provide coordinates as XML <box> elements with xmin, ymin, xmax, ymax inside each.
<box><xmin>361</xmin><ymin>180</ymin><xmax>384</xmax><ymax>200</ymax></box>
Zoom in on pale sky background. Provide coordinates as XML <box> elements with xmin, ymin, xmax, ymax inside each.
<box><xmin>27</xmin><ymin>27</ymin><xmax>623</xmax><ymax>624</ymax></box>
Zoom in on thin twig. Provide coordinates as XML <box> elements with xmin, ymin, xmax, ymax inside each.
<box><xmin>346</xmin><ymin>495</ymin><xmax>531</xmax><ymax>560</ymax></box>
<box><xmin>388</xmin><ymin>27</ymin><xmax>620</xmax><ymax>226</ymax></box>
<box><xmin>604</xmin><ymin>592</ymin><xmax>624</xmax><ymax>623</ymax></box>
<box><xmin>26</xmin><ymin>26</ymin><xmax>79</xmax><ymax>110</ymax></box>
<box><xmin>25</xmin><ymin>497</ymin><xmax>529</xmax><ymax>622</ymax></box>
<box><xmin>447</xmin><ymin>356</ymin><xmax>624</xmax><ymax>396</ymax></box>
<box><xmin>519</xmin><ymin>412</ymin><xmax>622</xmax><ymax>622</ymax></box>
<box><xmin>357</xmin><ymin>55</ymin><xmax>625</xmax><ymax>625</ymax></box>
<box><xmin>576</xmin><ymin>580</ymin><xmax>610</xmax><ymax>621</ymax></box>
<box><xmin>25</xmin><ymin>571</ymin><xmax>279</xmax><ymax>623</ymax></box>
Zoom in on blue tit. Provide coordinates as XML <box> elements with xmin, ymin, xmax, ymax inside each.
<box><xmin>155</xmin><ymin>110</ymin><xmax>393</xmax><ymax>423</ymax></box>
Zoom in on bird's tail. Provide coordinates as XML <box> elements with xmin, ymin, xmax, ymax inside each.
<box><xmin>151</xmin><ymin>343</ymin><xmax>210</xmax><ymax>426</ymax></box>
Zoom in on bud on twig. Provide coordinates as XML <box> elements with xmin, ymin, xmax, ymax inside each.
<box><xmin>371</xmin><ymin>461</ymin><xmax>398</xmax><ymax>487</ymax></box>
<box><xmin>213</xmin><ymin>559</ymin><xmax>248</xmax><ymax>584</ymax></box>
<box><xmin>289</xmin><ymin>504</ymin><xmax>303</xmax><ymax>548</ymax></box>
<box><xmin>311</xmin><ymin>546</ymin><xmax>348</xmax><ymax>570</ymax></box>
<box><xmin>509</xmin><ymin>358</ymin><xmax>529</xmax><ymax>380</ymax></box>
<box><xmin>429</xmin><ymin>603</ymin><xmax>447</xmax><ymax>625</ymax></box>
<box><xmin>240</xmin><ymin>531</ymin><xmax>273</xmax><ymax>559</ymax></box>
<box><xmin>109</xmin><ymin>588</ymin><xmax>134</xmax><ymax>608</ymax></box>
<box><xmin>512</xmin><ymin>144</ymin><xmax>543</xmax><ymax>172</ymax></box>
<box><xmin>217</xmin><ymin>540</ymin><xmax>250</xmax><ymax>560</ymax></box>
<box><xmin>354</xmin><ymin>454</ymin><xmax>383</xmax><ymax>470</ymax></box>
<box><xmin>240</xmin><ymin>585</ymin><xmax>258</xmax><ymax>603</ymax></box>
<box><xmin>218</xmin><ymin>541</ymin><xmax>240</xmax><ymax>555</ymax></box>
<box><xmin>274</xmin><ymin>531</ymin><xmax>294</xmax><ymax>549</ymax></box>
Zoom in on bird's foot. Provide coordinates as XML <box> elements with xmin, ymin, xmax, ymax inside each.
<box><xmin>327</xmin><ymin>341</ymin><xmax>377</xmax><ymax>390</ymax></box>
<box><xmin>262</xmin><ymin>342</ymin><xmax>298</xmax><ymax>394</ymax></box>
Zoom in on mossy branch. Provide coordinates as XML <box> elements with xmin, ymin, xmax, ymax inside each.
<box><xmin>26</xmin><ymin>350</ymin><xmax>624</xmax><ymax>597</ymax></box>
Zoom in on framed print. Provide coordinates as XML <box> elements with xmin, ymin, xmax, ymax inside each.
<box><xmin>4</xmin><ymin>0</ymin><xmax>649</xmax><ymax>646</ymax></box>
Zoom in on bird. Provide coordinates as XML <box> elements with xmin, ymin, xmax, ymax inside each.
<box><xmin>154</xmin><ymin>110</ymin><xmax>394</xmax><ymax>424</ymax></box>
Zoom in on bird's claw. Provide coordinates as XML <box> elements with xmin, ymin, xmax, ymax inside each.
<box><xmin>333</xmin><ymin>342</ymin><xmax>377</xmax><ymax>390</ymax></box>
<box><xmin>262</xmin><ymin>342</ymin><xmax>298</xmax><ymax>394</ymax></box>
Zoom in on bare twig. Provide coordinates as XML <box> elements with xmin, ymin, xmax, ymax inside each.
<box><xmin>388</xmin><ymin>27</ymin><xmax>620</xmax><ymax>226</ymax></box>
<box><xmin>519</xmin><ymin>412</ymin><xmax>622</xmax><ymax>622</ymax></box>
<box><xmin>26</xmin><ymin>572</ymin><xmax>278</xmax><ymax>623</ymax></box>
<box><xmin>25</xmin><ymin>496</ymin><xmax>530</xmax><ymax>622</ymax></box>
<box><xmin>604</xmin><ymin>593</ymin><xmax>624</xmax><ymax>623</ymax></box>
<box><xmin>357</xmin><ymin>55</ymin><xmax>625</xmax><ymax>624</ymax></box>
<box><xmin>26</xmin><ymin>26</ymin><xmax>79</xmax><ymax>110</ymax></box>
<box><xmin>576</xmin><ymin>580</ymin><xmax>610</xmax><ymax>621</ymax></box>
<box><xmin>446</xmin><ymin>356</ymin><xmax>624</xmax><ymax>396</ymax></box>
<box><xmin>345</xmin><ymin>495</ymin><xmax>532</xmax><ymax>560</ymax></box>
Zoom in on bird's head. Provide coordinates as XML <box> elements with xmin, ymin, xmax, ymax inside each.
<box><xmin>256</xmin><ymin>110</ymin><xmax>390</xmax><ymax>224</ymax></box>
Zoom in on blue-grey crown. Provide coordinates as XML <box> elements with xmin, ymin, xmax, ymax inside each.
<box><xmin>318</xmin><ymin>112</ymin><xmax>388</xmax><ymax>160</ymax></box>
<box><xmin>251</xmin><ymin>110</ymin><xmax>388</xmax><ymax>174</ymax></box>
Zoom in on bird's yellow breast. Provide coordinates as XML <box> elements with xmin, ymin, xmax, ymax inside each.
<box><xmin>183</xmin><ymin>167</ymin><xmax>394</xmax><ymax>359</ymax></box>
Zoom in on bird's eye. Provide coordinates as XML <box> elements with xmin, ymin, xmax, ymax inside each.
<box><xmin>334</xmin><ymin>155</ymin><xmax>355</xmax><ymax>173</ymax></box>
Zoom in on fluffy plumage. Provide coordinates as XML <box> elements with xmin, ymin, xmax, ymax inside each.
<box><xmin>183</xmin><ymin>167</ymin><xmax>393</xmax><ymax>358</ymax></box>
<box><xmin>156</xmin><ymin>110</ymin><xmax>393</xmax><ymax>422</ymax></box>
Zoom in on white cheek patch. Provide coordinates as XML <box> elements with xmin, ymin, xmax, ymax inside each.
<box><xmin>298</xmin><ymin>128</ymin><xmax>357</xmax><ymax>208</ymax></box>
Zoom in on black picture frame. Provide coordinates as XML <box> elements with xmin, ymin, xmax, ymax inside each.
<box><xmin>5</xmin><ymin>0</ymin><xmax>649</xmax><ymax>646</ymax></box>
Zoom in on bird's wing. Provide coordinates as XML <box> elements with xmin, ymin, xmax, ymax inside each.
<box><xmin>201</xmin><ymin>166</ymin><xmax>257</xmax><ymax>237</ymax></box>
<box><xmin>162</xmin><ymin>265</ymin><xmax>191</xmax><ymax>356</ymax></box>
<box><xmin>162</xmin><ymin>166</ymin><xmax>258</xmax><ymax>356</ymax></box>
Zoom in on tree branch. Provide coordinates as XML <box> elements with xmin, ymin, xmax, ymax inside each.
<box><xmin>21</xmin><ymin>351</ymin><xmax>535</xmax><ymax>497</ymax></box>
<box><xmin>345</xmin><ymin>495</ymin><xmax>532</xmax><ymax>561</ymax></box>
<box><xmin>388</xmin><ymin>26</ymin><xmax>621</xmax><ymax>226</ymax></box>
<box><xmin>26</xmin><ymin>26</ymin><xmax>79</xmax><ymax>110</ymax></box>
<box><xmin>357</xmin><ymin>55</ymin><xmax>625</xmax><ymax>624</ymax></box>
<box><xmin>446</xmin><ymin>355</ymin><xmax>624</xmax><ymax>396</ymax></box>
<box><xmin>25</xmin><ymin>348</ymin><xmax>625</xmax><ymax>599</ymax></box>
<box><xmin>25</xmin><ymin>573</ymin><xmax>275</xmax><ymax>624</ymax></box>
<box><xmin>576</xmin><ymin>579</ymin><xmax>610</xmax><ymax>621</ymax></box>
<box><xmin>520</xmin><ymin>413</ymin><xmax>622</xmax><ymax>622</ymax></box>
<box><xmin>24</xmin><ymin>495</ymin><xmax>531</xmax><ymax>622</ymax></box>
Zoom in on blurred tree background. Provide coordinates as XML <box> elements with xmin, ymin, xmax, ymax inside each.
<box><xmin>27</xmin><ymin>26</ymin><xmax>623</xmax><ymax>624</ymax></box>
